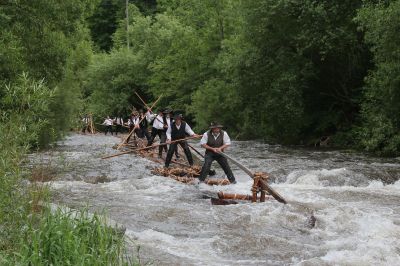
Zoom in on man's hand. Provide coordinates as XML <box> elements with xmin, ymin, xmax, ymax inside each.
<box><xmin>214</xmin><ymin>147</ymin><xmax>222</xmax><ymax>153</ymax></box>
<box><xmin>166</xmin><ymin>139</ymin><xmax>171</xmax><ymax>144</ymax></box>
<box><xmin>193</xmin><ymin>134</ymin><xmax>201</xmax><ymax>138</ymax></box>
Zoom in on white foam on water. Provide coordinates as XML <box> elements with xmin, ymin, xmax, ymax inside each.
<box><xmin>285</xmin><ymin>168</ymin><xmax>368</xmax><ymax>187</ymax></box>
<box><xmin>126</xmin><ymin>229</ymin><xmax>266</xmax><ymax>265</ymax></box>
<box><xmin>321</xmin><ymin>210</ymin><xmax>400</xmax><ymax>265</ymax></box>
<box><xmin>35</xmin><ymin>134</ymin><xmax>400</xmax><ymax>265</ymax></box>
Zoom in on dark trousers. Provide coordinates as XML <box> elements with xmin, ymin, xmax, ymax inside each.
<box><xmin>114</xmin><ymin>125</ymin><xmax>122</xmax><ymax>135</ymax></box>
<box><xmin>126</xmin><ymin>126</ymin><xmax>136</xmax><ymax>143</ymax></box>
<box><xmin>105</xmin><ymin>125</ymin><xmax>113</xmax><ymax>135</ymax></box>
<box><xmin>149</xmin><ymin>128</ymin><xmax>167</xmax><ymax>156</ymax></box>
<box><xmin>199</xmin><ymin>152</ymin><xmax>235</xmax><ymax>182</ymax></box>
<box><xmin>82</xmin><ymin>124</ymin><xmax>88</xmax><ymax>133</ymax></box>
<box><xmin>139</xmin><ymin>126</ymin><xmax>151</xmax><ymax>142</ymax></box>
<box><xmin>165</xmin><ymin>141</ymin><xmax>193</xmax><ymax>167</ymax></box>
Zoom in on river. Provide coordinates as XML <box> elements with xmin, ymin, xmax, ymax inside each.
<box><xmin>30</xmin><ymin>133</ymin><xmax>400</xmax><ymax>265</ymax></box>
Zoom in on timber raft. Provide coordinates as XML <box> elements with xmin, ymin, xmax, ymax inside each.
<box><xmin>113</xmin><ymin>136</ymin><xmax>231</xmax><ymax>186</ymax></box>
<box><xmin>104</xmin><ymin>133</ymin><xmax>287</xmax><ymax>205</ymax></box>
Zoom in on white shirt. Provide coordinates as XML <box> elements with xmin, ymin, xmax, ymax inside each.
<box><xmin>200</xmin><ymin>131</ymin><xmax>231</xmax><ymax>146</ymax></box>
<box><xmin>128</xmin><ymin>116</ymin><xmax>140</xmax><ymax>126</ymax></box>
<box><xmin>166</xmin><ymin>122</ymin><xmax>195</xmax><ymax>140</ymax></box>
<box><xmin>103</xmin><ymin>118</ymin><xmax>113</xmax><ymax>126</ymax></box>
<box><xmin>146</xmin><ymin>111</ymin><xmax>165</xmax><ymax>124</ymax></box>
<box><xmin>114</xmin><ymin>117</ymin><xmax>123</xmax><ymax>125</ymax></box>
<box><xmin>150</xmin><ymin>114</ymin><xmax>170</xmax><ymax>130</ymax></box>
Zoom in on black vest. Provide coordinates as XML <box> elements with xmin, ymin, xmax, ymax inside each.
<box><xmin>139</xmin><ymin>115</ymin><xmax>147</xmax><ymax>128</ymax></box>
<box><xmin>171</xmin><ymin>122</ymin><xmax>187</xmax><ymax>140</ymax></box>
<box><xmin>206</xmin><ymin>130</ymin><xmax>224</xmax><ymax>148</ymax></box>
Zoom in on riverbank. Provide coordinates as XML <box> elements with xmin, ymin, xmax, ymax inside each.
<box><xmin>0</xmin><ymin>134</ymin><xmax>136</xmax><ymax>265</ymax></box>
<box><xmin>29</xmin><ymin>133</ymin><xmax>400</xmax><ymax>265</ymax></box>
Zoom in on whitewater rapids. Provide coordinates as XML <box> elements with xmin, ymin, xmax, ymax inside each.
<box><xmin>30</xmin><ymin>134</ymin><xmax>400</xmax><ymax>265</ymax></box>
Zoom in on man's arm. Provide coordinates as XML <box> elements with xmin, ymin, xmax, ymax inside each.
<box><xmin>217</xmin><ymin>131</ymin><xmax>231</xmax><ymax>152</ymax></box>
<box><xmin>200</xmin><ymin>133</ymin><xmax>218</xmax><ymax>153</ymax></box>
<box><xmin>166</xmin><ymin>126</ymin><xmax>172</xmax><ymax>142</ymax></box>
<box><xmin>185</xmin><ymin>123</ymin><xmax>197</xmax><ymax>136</ymax></box>
<box><xmin>146</xmin><ymin>111</ymin><xmax>155</xmax><ymax>123</ymax></box>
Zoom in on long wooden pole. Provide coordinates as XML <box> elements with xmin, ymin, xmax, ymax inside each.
<box><xmin>187</xmin><ymin>144</ymin><xmax>204</xmax><ymax>158</ymax></box>
<box><xmin>134</xmin><ymin>91</ymin><xmax>150</xmax><ymax>109</ymax></box>
<box><xmin>218</xmin><ymin>152</ymin><xmax>287</xmax><ymax>204</ymax></box>
<box><xmin>102</xmin><ymin>135</ymin><xmax>201</xmax><ymax>159</ymax></box>
<box><xmin>117</xmin><ymin>95</ymin><xmax>162</xmax><ymax>150</ymax></box>
<box><xmin>134</xmin><ymin>91</ymin><xmax>163</xmax><ymax>123</ymax></box>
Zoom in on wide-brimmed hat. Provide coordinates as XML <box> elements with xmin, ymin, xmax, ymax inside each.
<box><xmin>209</xmin><ymin>122</ymin><xmax>223</xmax><ymax>129</ymax></box>
<box><xmin>163</xmin><ymin>108</ymin><xmax>173</xmax><ymax>114</ymax></box>
<box><xmin>173</xmin><ymin>114</ymin><xmax>183</xmax><ymax>120</ymax></box>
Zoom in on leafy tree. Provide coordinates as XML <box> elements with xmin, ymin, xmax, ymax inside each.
<box><xmin>356</xmin><ymin>0</ymin><xmax>400</xmax><ymax>155</ymax></box>
<box><xmin>87</xmin><ymin>0</ymin><xmax>119</xmax><ymax>52</ymax></box>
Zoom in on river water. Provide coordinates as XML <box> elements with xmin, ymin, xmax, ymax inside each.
<box><xmin>31</xmin><ymin>134</ymin><xmax>400</xmax><ymax>265</ymax></box>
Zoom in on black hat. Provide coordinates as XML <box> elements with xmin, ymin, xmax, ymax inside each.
<box><xmin>163</xmin><ymin>108</ymin><xmax>172</xmax><ymax>114</ymax></box>
<box><xmin>173</xmin><ymin>114</ymin><xmax>183</xmax><ymax>120</ymax></box>
<box><xmin>209</xmin><ymin>122</ymin><xmax>223</xmax><ymax>129</ymax></box>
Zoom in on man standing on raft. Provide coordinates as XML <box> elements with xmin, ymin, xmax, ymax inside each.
<box><xmin>198</xmin><ymin>122</ymin><xmax>236</xmax><ymax>184</ymax></box>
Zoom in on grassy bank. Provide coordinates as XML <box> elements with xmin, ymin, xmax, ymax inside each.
<box><xmin>0</xmin><ymin>135</ymin><xmax>138</xmax><ymax>265</ymax></box>
<box><xmin>0</xmin><ymin>75</ymin><xmax>138</xmax><ymax>265</ymax></box>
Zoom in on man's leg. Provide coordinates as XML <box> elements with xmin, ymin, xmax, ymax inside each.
<box><xmin>180</xmin><ymin>141</ymin><xmax>194</xmax><ymax>166</ymax></box>
<box><xmin>126</xmin><ymin>126</ymin><xmax>134</xmax><ymax>142</ymax></box>
<box><xmin>215</xmin><ymin>155</ymin><xmax>236</xmax><ymax>183</ymax></box>
<box><xmin>147</xmin><ymin>127</ymin><xmax>157</xmax><ymax>146</ymax></box>
<box><xmin>158</xmin><ymin>131</ymin><xmax>167</xmax><ymax>157</ymax></box>
<box><xmin>199</xmin><ymin>153</ymin><xmax>214</xmax><ymax>181</ymax></box>
<box><xmin>165</xmin><ymin>143</ymin><xmax>177</xmax><ymax>167</ymax></box>
<box><xmin>142</xmin><ymin>127</ymin><xmax>151</xmax><ymax>143</ymax></box>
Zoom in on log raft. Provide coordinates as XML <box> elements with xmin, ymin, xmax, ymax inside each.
<box><xmin>113</xmin><ymin>135</ymin><xmax>231</xmax><ymax>186</ymax></box>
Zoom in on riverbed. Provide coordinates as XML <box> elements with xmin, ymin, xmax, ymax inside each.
<box><xmin>30</xmin><ymin>133</ymin><xmax>400</xmax><ymax>265</ymax></box>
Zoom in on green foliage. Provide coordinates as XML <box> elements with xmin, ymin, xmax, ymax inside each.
<box><xmin>219</xmin><ymin>0</ymin><xmax>369</xmax><ymax>143</ymax></box>
<box><xmin>355</xmin><ymin>0</ymin><xmax>400</xmax><ymax>156</ymax></box>
<box><xmin>88</xmin><ymin>0</ymin><xmax>119</xmax><ymax>52</ymax></box>
<box><xmin>84</xmin><ymin>49</ymin><xmax>149</xmax><ymax>118</ymax></box>
<box><xmin>190</xmin><ymin>79</ymin><xmax>240</xmax><ymax>133</ymax></box>
<box><xmin>1</xmin><ymin>73</ymin><xmax>55</xmax><ymax>147</ymax></box>
<box><xmin>6</xmin><ymin>208</ymin><xmax>136</xmax><ymax>265</ymax></box>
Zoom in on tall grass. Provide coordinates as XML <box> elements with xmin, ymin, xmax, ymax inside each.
<box><xmin>7</xmin><ymin>207</ymin><xmax>135</xmax><ymax>265</ymax></box>
<box><xmin>0</xmin><ymin>74</ymin><xmax>140</xmax><ymax>265</ymax></box>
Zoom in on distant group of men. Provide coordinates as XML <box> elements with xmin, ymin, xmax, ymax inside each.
<box><xmin>84</xmin><ymin>107</ymin><xmax>237</xmax><ymax>184</ymax></box>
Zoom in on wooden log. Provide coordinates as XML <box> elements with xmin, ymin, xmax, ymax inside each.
<box><xmin>219</xmin><ymin>152</ymin><xmax>287</xmax><ymax>204</ymax></box>
<box><xmin>204</xmin><ymin>178</ymin><xmax>230</xmax><ymax>186</ymax></box>
<box><xmin>218</xmin><ymin>191</ymin><xmax>253</xmax><ymax>201</ymax></box>
<box><xmin>211</xmin><ymin>198</ymin><xmax>238</xmax><ymax>205</ymax></box>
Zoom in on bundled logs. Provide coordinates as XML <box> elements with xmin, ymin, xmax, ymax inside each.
<box><xmin>214</xmin><ymin>171</ymin><xmax>272</xmax><ymax>204</ymax></box>
<box><xmin>151</xmin><ymin>166</ymin><xmax>231</xmax><ymax>186</ymax></box>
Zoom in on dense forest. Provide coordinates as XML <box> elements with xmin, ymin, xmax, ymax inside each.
<box><xmin>1</xmin><ymin>0</ymin><xmax>400</xmax><ymax>156</ymax></box>
<box><xmin>1</xmin><ymin>0</ymin><xmax>399</xmax><ymax>263</ymax></box>
<box><xmin>83</xmin><ymin>0</ymin><xmax>400</xmax><ymax>156</ymax></box>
